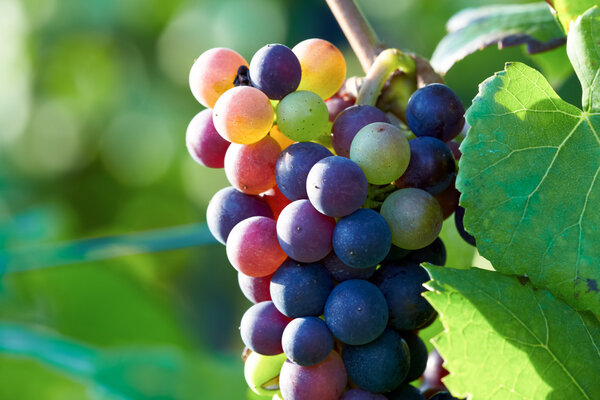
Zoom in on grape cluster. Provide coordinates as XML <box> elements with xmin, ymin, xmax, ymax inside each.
<box><xmin>187</xmin><ymin>39</ymin><xmax>468</xmax><ymax>399</ymax></box>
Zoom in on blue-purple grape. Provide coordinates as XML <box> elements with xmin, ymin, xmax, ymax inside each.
<box><xmin>322</xmin><ymin>252</ymin><xmax>377</xmax><ymax>282</ymax></box>
<box><xmin>406</xmin><ymin>83</ymin><xmax>465</xmax><ymax>142</ymax></box>
<box><xmin>282</xmin><ymin>317</ymin><xmax>334</xmax><ymax>366</ymax></box>
<box><xmin>306</xmin><ymin>156</ymin><xmax>368</xmax><ymax>217</ymax></box>
<box><xmin>400</xmin><ymin>331</ymin><xmax>428</xmax><ymax>382</ymax></box>
<box><xmin>331</xmin><ymin>105</ymin><xmax>389</xmax><ymax>157</ymax></box>
<box><xmin>324</xmin><ymin>280</ymin><xmax>388</xmax><ymax>345</ymax></box>
<box><xmin>342</xmin><ymin>329</ymin><xmax>409</xmax><ymax>393</ymax></box>
<box><xmin>207</xmin><ymin>187</ymin><xmax>273</xmax><ymax>244</ymax></box>
<box><xmin>275</xmin><ymin>142</ymin><xmax>333</xmax><ymax>201</ymax></box>
<box><xmin>240</xmin><ymin>301</ymin><xmax>290</xmax><ymax>355</ymax></box>
<box><xmin>270</xmin><ymin>259</ymin><xmax>334</xmax><ymax>318</ymax></box>
<box><xmin>455</xmin><ymin>206</ymin><xmax>476</xmax><ymax>246</ymax></box>
<box><xmin>333</xmin><ymin>208</ymin><xmax>391</xmax><ymax>269</ymax></box>
<box><xmin>249</xmin><ymin>44</ymin><xmax>301</xmax><ymax>100</ymax></box>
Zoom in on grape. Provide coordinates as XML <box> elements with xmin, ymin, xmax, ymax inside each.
<box><xmin>434</xmin><ymin>178</ymin><xmax>460</xmax><ymax>220</ymax></box>
<box><xmin>240</xmin><ymin>301</ymin><xmax>291</xmax><ymax>355</ymax></box>
<box><xmin>332</xmin><ymin>105</ymin><xmax>389</xmax><ymax>158</ymax></box>
<box><xmin>279</xmin><ymin>351</ymin><xmax>347</xmax><ymax>400</ymax></box>
<box><xmin>322</xmin><ymin>252</ymin><xmax>377</xmax><ymax>282</ymax></box>
<box><xmin>224</xmin><ymin>135</ymin><xmax>280</xmax><ymax>195</ymax></box>
<box><xmin>260</xmin><ymin>185</ymin><xmax>291</xmax><ymax>220</ymax></box>
<box><xmin>406</xmin><ymin>83</ymin><xmax>465</xmax><ymax>142</ymax></box>
<box><xmin>249</xmin><ymin>44</ymin><xmax>302</xmax><ymax>100</ymax></box>
<box><xmin>189</xmin><ymin>47</ymin><xmax>248</xmax><ymax>108</ymax></box>
<box><xmin>326</xmin><ymin>93</ymin><xmax>355</xmax><ymax>122</ymax></box>
<box><xmin>342</xmin><ymin>329</ymin><xmax>409</xmax><ymax>393</ymax></box>
<box><xmin>371</xmin><ymin>263</ymin><xmax>437</xmax><ymax>330</ymax></box>
<box><xmin>333</xmin><ymin>208</ymin><xmax>391</xmax><ymax>269</ymax></box>
<box><xmin>282</xmin><ymin>317</ymin><xmax>334</xmax><ymax>366</ymax></box>
<box><xmin>399</xmin><ymin>331</ymin><xmax>428</xmax><ymax>382</ymax></box>
<box><xmin>455</xmin><ymin>206</ymin><xmax>476</xmax><ymax>246</ymax></box>
<box><xmin>226</xmin><ymin>216</ymin><xmax>287</xmax><ymax>277</ymax></box>
<box><xmin>293</xmin><ymin>39</ymin><xmax>346</xmax><ymax>99</ymax></box>
<box><xmin>350</xmin><ymin>122</ymin><xmax>410</xmax><ymax>184</ymax></box>
<box><xmin>269</xmin><ymin>125</ymin><xmax>295</xmax><ymax>150</ymax></box>
<box><xmin>306</xmin><ymin>156</ymin><xmax>368</xmax><ymax>217</ymax></box>
<box><xmin>405</xmin><ymin>237</ymin><xmax>446</xmax><ymax>266</ymax></box>
<box><xmin>276</xmin><ymin>199</ymin><xmax>335</xmax><ymax>263</ymax></box>
<box><xmin>186</xmin><ymin>109</ymin><xmax>230</xmax><ymax>168</ymax></box>
<box><xmin>238</xmin><ymin>272</ymin><xmax>273</xmax><ymax>303</ymax></box>
<box><xmin>275</xmin><ymin>142</ymin><xmax>333</xmax><ymax>201</ymax></box>
<box><xmin>387</xmin><ymin>384</ymin><xmax>426</xmax><ymax>400</ymax></box>
<box><xmin>420</xmin><ymin>349</ymin><xmax>448</xmax><ymax>396</ymax></box>
<box><xmin>270</xmin><ymin>259</ymin><xmax>333</xmax><ymax>318</ymax></box>
<box><xmin>277</xmin><ymin>91</ymin><xmax>330</xmax><ymax>142</ymax></box>
<box><xmin>341</xmin><ymin>389</ymin><xmax>387</xmax><ymax>400</ymax></box>
<box><xmin>394</xmin><ymin>137</ymin><xmax>456</xmax><ymax>195</ymax></box>
<box><xmin>380</xmin><ymin>188</ymin><xmax>443</xmax><ymax>250</ymax></box>
<box><xmin>213</xmin><ymin>86</ymin><xmax>274</xmax><ymax>144</ymax></box>
<box><xmin>206</xmin><ymin>187</ymin><xmax>273</xmax><ymax>245</ymax></box>
<box><xmin>385</xmin><ymin>245</ymin><xmax>411</xmax><ymax>263</ymax></box>
<box><xmin>324</xmin><ymin>280</ymin><xmax>388</xmax><ymax>345</ymax></box>
<box><xmin>244</xmin><ymin>351</ymin><xmax>287</xmax><ymax>397</ymax></box>
<box><xmin>447</xmin><ymin>140</ymin><xmax>462</xmax><ymax>160</ymax></box>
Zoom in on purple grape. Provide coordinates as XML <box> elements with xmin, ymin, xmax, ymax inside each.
<box><xmin>186</xmin><ymin>109</ymin><xmax>230</xmax><ymax>168</ymax></box>
<box><xmin>331</xmin><ymin>105</ymin><xmax>389</xmax><ymax>157</ymax></box>
<box><xmin>455</xmin><ymin>206</ymin><xmax>476</xmax><ymax>246</ymax></box>
<box><xmin>333</xmin><ymin>209</ymin><xmax>391</xmax><ymax>269</ymax></box>
<box><xmin>306</xmin><ymin>156</ymin><xmax>368</xmax><ymax>217</ymax></box>
<box><xmin>279</xmin><ymin>351</ymin><xmax>348</xmax><ymax>400</ymax></box>
<box><xmin>395</xmin><ymin>137</ymin><xmax>456</xmax><ymax>196</ymax></box>
<box><xmin>249</xmin><ymin>44</ymin><xmax>301</xmax><ymax>100</ymax></box>
<box><xmin>206</xmin><ymin>187</ymin><xmax>273</xmax><ymax>245</ymax></box>
<box><xmin>372</xmin><ymin>263</ymin><xmax>437</xmax><ymax>331</ymax></box>
<box><xmin>406</xmin><ymin>83</ymin><xmax>465</xmax><ymax>142</ymax></box>
<box><xmin>238</xmin><ymin>272</ymin><xmax>273</xmax><ymax>303</ymax></box>
<box><xmin>405</xmin><ymin>237</ymin><xmax>446</xmax><ymax>266</ymax></box>
<box><xmin>429</xmin><ymin>392</ymin><xmax>460</xmax><ymax>400</ymax></box>
<box><xmin>324</xmin><ymin>280</ymin><xmax>388</xmax><ymax>345</ymax></box>
<box><xmin>240</xmin><ymin>301</ymin><xmax>291</xmax><ymax>355</ymax></box>
<box><xmin>270</xmin><ymin>259</ymin><xmax>334</xmax><ymax>318</ymax></box>
<box><xmin>342</xmin><ymin>329</ymin><xmax>409</xmax><ymax>393</ymax></box>
<box><xmin>322</xmin><ymin>252</ymin><xmax>377</xmax><ymax>282</ymax></box>
<box><xmin>276</xmin><ymin>200</ymin><xmax>335</xmax><ymax>263</ymax></box>
<box><xmin>275</xmin><ymin>142</ymin><xmax>333</xmax><ymax>201</ymax></box>
<box><xmin>282</xmin><ymin>317</ymin><xmax>334</xmax><ymax>366</ymax></box>
<box><xmin>400</xmin><ymin>331</ymin><xmax>428</xmax><ymax>382</ymax></box>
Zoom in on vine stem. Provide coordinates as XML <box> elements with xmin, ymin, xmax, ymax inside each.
<box><xmin>325</xmin><ymin>0</ymin><xmax>383</xmax><ymax>73</ymax></box>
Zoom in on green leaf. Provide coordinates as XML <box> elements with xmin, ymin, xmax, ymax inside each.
<box><xmin>423</xmin><ymin>266</ymin><xmax>600</xmax><ymax>400</ymax></box>
<box><xmin>457</xmin><ymin>8</ymin><xmax>600</xmax><ymax>316</ymax></box>
<box><xmin>431</xmin><ymin>3</ymin><xmax>565</xmax><ymax>74</ymax></box>
<box><xmin>551</xmin><ymin>0</ymin><xmax>599</xmax><ymax>32</ymax></box>
<box><xmin>567</xmin><ymin>7</ymin><xmax>600</xmax><ymax>112</ymax></box>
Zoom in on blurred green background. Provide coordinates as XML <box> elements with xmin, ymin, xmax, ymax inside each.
<box><xmin>0</xmin><ymin>0</ymin><xmax>579</xmax><ymax>398</ymax></box>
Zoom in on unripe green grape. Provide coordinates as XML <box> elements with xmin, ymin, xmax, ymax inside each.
<box><xmin>380</xmin><ymin>188</ymin><xmax>443</xmax><ymax>250</ymax></box>
<box><xmin>277</xmin><ymin>91</ymin><xmax>329</xmax><ymax>142</ymax></box>
<box><xmin>350</xmin><ymin>122</ymin><xmax>410</xmax><ymax>184</ymax></box>
<box><xmin>244</xmin><ymin>351</ymin><xmax>287</xmax><ymax>397</ymax></box>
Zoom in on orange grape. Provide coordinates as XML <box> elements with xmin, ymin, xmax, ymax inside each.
<box><xmin>189</xmin><ymin>48</ymin><xmax>248</xmax><ymax>108</ymax></box>
<box><xmin>213</xmin><ymin>86</ymin><xmax>274</xmax><ymax>144</ymax></box>
<box><xmin>293</xmin><ymin>39</ymin><xmax>346</xmax><ymax>100</ymax></box>
<box><xmin>269</xmin><ymin>125</ymin><xmax>295</xmax><ymax>150</ymax></box>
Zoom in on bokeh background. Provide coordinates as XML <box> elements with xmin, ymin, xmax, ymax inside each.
<box><xmin>0</xmin><ymin>0</ymin><xmax>579</xmax><ymax>398</ymax></box>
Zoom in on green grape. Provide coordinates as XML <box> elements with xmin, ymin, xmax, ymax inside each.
<box><xmin>277</xmin><ymin>91</ymin><xmax>329</xmax><ymax>142</ymax></box>
<box><xmin>350</xmin><ymin>122</ymin><xmax>410</xmax><ymax>184</ymax></box>
<box><xmin>380</xmin><ymin>188</ymin><xmax>443</xmax><ymax>250</ymax></box>
<box><xmin>244</xmin><ymin>351</ymin><xmax>286</xmax><ymax>397</ymax></box>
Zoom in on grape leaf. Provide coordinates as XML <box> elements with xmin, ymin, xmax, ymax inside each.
<box><xmin>550</xmin><ymin>0</ymin><xmax>599</xmax><ymax>32</ymax></box>
<box><xmin>423</xmin><ymin>265</ymin><xmax>600</xmax><ymax>400</ymax></box>
<box><xmin>431</xmin><ymin>3</ymin><xmax>565</xmax><ymax>74</ymax></box>
<box><xmin>456</xmin><ymin>7</ymin><xmax>600</xmax><ymax>316</ymax></box>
